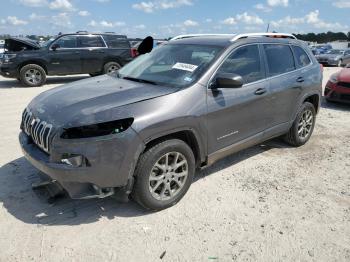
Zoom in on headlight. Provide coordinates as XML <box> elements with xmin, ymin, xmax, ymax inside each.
<box><xmin>61</xmin><ymin>118</ymin><xmax>134</xmax><ymax>139</ymax></box>
<box><xmin>329</xmin><ymin>73</ymin><xmax>338</xmax><ymax>84</ymax></box>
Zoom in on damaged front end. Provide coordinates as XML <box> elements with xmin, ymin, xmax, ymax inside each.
<box><xmin>4</xmin><ymin>37</ymin><xmax>41</xmax><ymax>52</ymax></box>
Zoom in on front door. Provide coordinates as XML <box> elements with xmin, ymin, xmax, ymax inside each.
<box><xmin>78</xmin><ymin>35</ymin><xmax>106</xmax><ymax>74</ymax></box>
<box><xmin>47</xmin><ymin>35</ymin><xmax>82</xmax><ymax>75</ymax></box>
<box><xmin>206</xmin><ymin>44</ymin><xmax>270</xmax><ymax>154</ymax></box>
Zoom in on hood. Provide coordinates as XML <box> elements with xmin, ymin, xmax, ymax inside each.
<box><xmin>317</xmin><ymin>53</ymin><xmax>342</xmax><ymax>59</ymax></box>
<box><xmin>337</xmin><ymin>68</ymin><xmax>350</xmax><ymax>82</ymax></box>
<box><xmin>28</xmin><ymin>74</ymin><xmax>179</xmax><ymax>127</ymax></box>
<box><xmin>5</xmin><ymin>37</ymin><xmax>41</xmax><ymax>52</ymax></box>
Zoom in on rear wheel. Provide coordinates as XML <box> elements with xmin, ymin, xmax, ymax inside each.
<box><xmin>284</xmin><ymin>102</ymin><xmax>316</xmax><ymax>147</ymax></box>
<box><xmin>19</xmin><ymin>64</ymin><xmax>46</xmax><ymax>87</ymax></box>
<box><xmin>132</xmin><ymin>139</ymin><xmax>195</xmax><ymax>211</ymax></box>
<box><xmin>103</xmin><ymin>62</ymin><xmax>121</xmax><ymax>74</ymax></box>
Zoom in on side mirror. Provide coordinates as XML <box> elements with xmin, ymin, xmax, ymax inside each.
<box><xmin>137</xmin><ymin>36</ymin><xmax>153</xmax><ymax>55</ymax></box>
<box><xmin>211</xmin><ymin>73</ymin><xmax>244</xmax><ymax>89</ymax></box>
<box><xmin>51</xmin><ymin>44</ymin><xmax>60</xmax><ymax>51</ymax></box>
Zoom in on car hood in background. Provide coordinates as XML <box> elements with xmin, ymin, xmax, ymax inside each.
<box><xmin>316</xmin><ymin>54</ymin><xmax>342</xmax><ymax>60</ymax></box>
<box><xmin>5</xmin><ymin>37</ymin><xmax>41</xmax><ymax>52</ymax></box>
<box><xmin>28</xmin><ymin>74</ymin><xmax>180</xmax><ymax>127</ymax></box>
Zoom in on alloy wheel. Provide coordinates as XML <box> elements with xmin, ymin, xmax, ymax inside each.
<box><xmin>24</xmin><ymin>69</ymin><xmax>42</xmax><ymax>85</ymax></box>
<box><xmin>298</xmin><ymin>109</ymin><xmax>313</xmax><ymax>139</ymax></box>
<box><xmin>148</xmin><ymin>152</ymin><xmax>188</xmax><ymax>201</ymax></box>
<box><xmin>107</xmin><ymin>64</ymin><xmax>119</xmax><ymax>73</ymax></box>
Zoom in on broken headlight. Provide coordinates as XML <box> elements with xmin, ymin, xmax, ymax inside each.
<box><xmin>61</xmin><ymin>118</ymin><xmax>134</xmax><ymax>139</ymax></box>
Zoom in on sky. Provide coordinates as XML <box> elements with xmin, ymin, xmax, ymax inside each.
<box><xmin>0</xmin><ymin>0</ymin><xmax>350</xmax><ymax>37</ymax></box>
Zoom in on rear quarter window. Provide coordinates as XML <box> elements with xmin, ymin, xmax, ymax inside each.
<box><xmin>292</xmin><ymin>46</ymin><xmax>311</xmax><ymax>68</ymax></box>
<box><xmin>103</xmin><ymin>35</ymin><xmax>130</xmax><ymax>48</ymax></box>
<box><xmin>264</xmin><ymin>44</ymin><xmax>296</xmax><ymax>77</ymax></box>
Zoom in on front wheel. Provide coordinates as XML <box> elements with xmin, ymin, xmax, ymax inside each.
<box><xmin>284</xmin><ymin>102</ymin><xmax>316</xmax><ymax>147</ymax></box>
<box><xmin>132</xmin><ymin>139</ymin><xmax>195</xmax><ymax>211</ymax></box>
<box><xmin>19</xmin><ymin>64</ymin><xmax>46</xmax><ymax>87</ymax></box>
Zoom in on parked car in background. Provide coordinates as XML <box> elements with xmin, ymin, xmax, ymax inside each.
<box><xmin>19</xmin><ymin>33</ymin><xmax>322</xmax><ymax>210</ymax></box>
<box><xmin>0</xmin><ymin>32</ymin><xmax>136</xmax><ymax>86</ymax></box>
<box><xmin>311</xmin><ymin>44</ymin><xmax>332</xmax><ymax>55</ymax></box>
<box><xmin>0</xmin><ymin>43</ymin><xmax>4</xmax><ymax>54</ymax></box>
<box><xmin>325</xmin><ymin>66</ymin><xmax>350</xmax><ymax>103</ymax></box>
<box><xmin>315</xmin><ymin>49</ymin><xmax>350</xmax><ymax>67</ymax></box>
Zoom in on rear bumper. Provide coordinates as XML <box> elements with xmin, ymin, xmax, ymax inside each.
<box><xmin>19</xmin><ymin>130</ymin><xmax>144</xmax><ymax>199</ymax></box>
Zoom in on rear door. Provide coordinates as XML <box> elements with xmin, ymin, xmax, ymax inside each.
<box><xmin>206</xmin><ymin>44</ymin><xmax>271</xmax><ymax>153</ymax></box>
<box><xmin>102</xmin><ymin>35</ymin><xmax>133</xmax><ymax>65</ymax></box>
<box><xmin>78</xmin><ymin>35</ymin><xmax>107</xmax><ymax>73</ymax></box>
<box><xmin>262</xmin><ymin>44</ymin><xmax>302</xmax><ymax>127</ymax></box>
<box><xmin>47</xmin><ymin>35</ymin><xmax>81</xmax><ymax>74</ymax></box>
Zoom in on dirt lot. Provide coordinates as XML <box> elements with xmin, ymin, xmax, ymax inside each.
<box><xmin>0</xmin><ymin>68</ymin><xmax>349</xmax><ymax>262</ymax></box>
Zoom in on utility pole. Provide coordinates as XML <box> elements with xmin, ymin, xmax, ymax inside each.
<box><xmin>266</xmin><ymin>23</ymin><xmax>270</xmax><ymax>33</ymax></box>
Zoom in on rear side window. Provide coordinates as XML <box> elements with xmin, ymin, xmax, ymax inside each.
<box><xmin>218</xmin><ymin>45</ymin><xmax>264</xmax><ymax>84</ymax></box>
<box><xmin>78</xmin><ymin>36</ymin><xmax>105</xmax><ymax>48</ymax></box>
<box><xmin>264</xmin><ymin>44</ymin><xmax>295</xmax><ymax>76</ymax></box>
<box><xmin>103</xmin><ymin>35</ymin><xmax>130</xmax><ymax>48</ymax></box>
<box><xmin>292</xmin><ymin>46</ymin><xmax>311</xmax><ymax>68</ymax></box>
<box><xmin>54</xmin><ymin>35</ymin><xmax>77</xmax><ymax>48</ymax></box>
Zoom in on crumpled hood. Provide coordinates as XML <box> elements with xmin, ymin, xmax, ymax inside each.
<box><xmin>28</xmin><ymin>74</ymin><xmax>179</xmax><ymax>127</ymax></box>
<box><xmin>5</xmin><ymin>37</ymin><xmax>40</xmax><ymax>52</ymax></box>
<box><xmin>338</xmin><ymin>68</ymin><xmax>350</xmax><ymax>82</ymax></box>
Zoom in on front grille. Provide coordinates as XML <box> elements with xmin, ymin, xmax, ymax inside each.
<box><xmin>338</xmin><ymin>82</ymin><xmax>350</xmax><ymax>89</ymax></box>
<box><xmin>340</xmin><ymin>94</ymin><xmax>350</xmax><ymax>101</ymax></box>
<box><xmin>22</xmin><ymin>109</ymin><xmax>53</xmax><ymax>153</ymax></box>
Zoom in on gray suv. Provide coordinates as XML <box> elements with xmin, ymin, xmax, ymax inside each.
<box><xmin>19</xmin><ymin>33</ymin><xmax>322</xmax><ymax>210</ymax></box>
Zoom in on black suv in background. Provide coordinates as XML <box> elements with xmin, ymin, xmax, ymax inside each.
<box><xmin>0</xmin><ymin>32</ymin><xmax>135</xmax><ymax>86</ymax></box>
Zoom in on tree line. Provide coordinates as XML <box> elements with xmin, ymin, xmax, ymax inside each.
<box><xmin>293</xmin><ymin>31</ymin><xmax>349</xmax><ymax>43</ymax></box>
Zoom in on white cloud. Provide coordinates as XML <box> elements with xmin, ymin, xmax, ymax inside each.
<box><xmin>333</xmin><ymin>1</ymin><xmax>350</xmax><ymax>8</ymax></box>
<box><xmin>183</xmin><ymin>19</ymin><xmax>198</xmax><ymax>27</ymax></box>
<box><xmin>88</xmin><ymin>20</ymin><xmax>126</xmax><ymax>28</ymax></box>
<box><xmin>205</xmin><ymin>18</ymin><xmax>212</xmax><ymax>23</ymax></box>
<box><xmin>19</xmin><ymin>0</ymin><xmax>48</xmax><ymax>7</ymax></box>
<box><xmin>222</xmin><ymin>17</ymin><xmax>236</xmax><ymax>25</ymax></box>
<box><xmin>254</xmin><ymin>3</ymin><xmax>272</xmax><ymax>12</ymax></box>
<box><xmin>88</xmin><ymin>20</ymin><xmax>97</xmax><ymax>27</ymax></box>
<box><xmin>267</xmin><ymin>0</ymin><xmax>288</xmax><ymax>7</ymax></box>
<box><xmin>29</xmin><ymin>13</ymin><xmax>46</xmax><ymax>20</ymax></box>
<box><xmin>49</xmin><ymin>0</ymin><xmax>74</xmax><ymax>11</ymax></box>
<box><xmin>78</xmin><ymin>10</ymin><xmax>90</xmax><ymax>16</ymax></box>
<box><xmin>132</xmin><ymin>0</ymin><xmax>193</xmax><ymax>13</ymax></box>
<box><xmin>135</xmin><ymin>24</ymin><xmax>146</xmax><ymax>29</ymax></box>
<box><xmin>236</xmin><ymin>12</ymin><xmax>264</xmax><ymax>25</ymax></box>
<box><xmin>2</xmin><ymin>16</ymin><xmax>28</xmax><ymax>25</ymax></box>
<box><xmin>51</xmin><ymin>12</ymin><xmax>72</xmax><ymax>27</ymax></box>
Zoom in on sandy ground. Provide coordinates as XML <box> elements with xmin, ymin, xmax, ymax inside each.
<box><xmin>0</xmin><ymin>68</ymin><xmax>349</xmax><ymax>262</ymax></box>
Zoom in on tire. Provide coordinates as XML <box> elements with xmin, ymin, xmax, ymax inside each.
<box><xmin>89</xmin><ymin>73</ymin><xmax>101</xmax><ymax>77</ymax></box>
<box><xmin>103</xmin><ymin>62</ymin><xmax>121</xmax><ymax>74</ymax></box>
<box><xmin>19</xmin><ymin>64</ymin><xmax>46</xmax><ymax>87</ymax></box>
<box><xmin>132</xmin><ymin>139</ymin><xmax>195</xmax><ymax>211</ymax></box>
<box><xmin>284</xmin><ymin>102</ymin><xmax>316</xmax><ymax>147</ymax></box>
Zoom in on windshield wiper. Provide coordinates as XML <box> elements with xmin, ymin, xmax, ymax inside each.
<box><xmin>122</xmin><ymin>76</ymin><xmax>158</xmax><ymax>85</ymax></box>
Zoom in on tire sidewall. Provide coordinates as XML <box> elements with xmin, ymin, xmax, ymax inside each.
<box><xmin>133</xmin><ymin>140</ymin><xmax>195</xmax><ymax>210</ymax></box>
<box><xmin>291</xmin><ymin>102</ymin><xmax>316</xmax><ymax>145</ymax></box>
<box><xmin>20</xmin><ymin>64</ymin><xmax>46</xmax><ymax>87</ymax></box>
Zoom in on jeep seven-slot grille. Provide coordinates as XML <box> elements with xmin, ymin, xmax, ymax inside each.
<box><xmin>22</xmin><ymin>109</ymin><xmax>53</xmax><ymax>153</ymax></box>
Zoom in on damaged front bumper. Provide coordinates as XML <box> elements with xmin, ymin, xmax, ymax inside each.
<box><xmin>19</xmin><ymin>129</ymin><xmax>144</xmax><ymax>200</ymax></box>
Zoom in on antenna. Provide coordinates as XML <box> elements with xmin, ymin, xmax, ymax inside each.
<box><xmin>266</xmin><ymin>23</ymin><xmax>270</xmax><ymax>33</ymax></box>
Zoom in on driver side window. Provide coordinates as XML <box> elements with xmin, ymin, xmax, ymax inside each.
<box><xmin>53</xmin><ymin>35</ymin><xmax>78</xmax><ymax>49</ymax></box>
<box><xmin>217</xmin><ymin>45</ymin><xmax>264</xmax><ymax>85</ymax></box>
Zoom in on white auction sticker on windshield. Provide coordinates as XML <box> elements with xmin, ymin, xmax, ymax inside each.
<box><xmin>172</xmin><ymin>62</ymin><xmax>198</xmax><ymax>72</ymax></box>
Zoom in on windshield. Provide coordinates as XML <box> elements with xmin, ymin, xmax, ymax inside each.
<box><xmin>40</xmin><ymin>38</ymin><xmax>55</xmax><ymax>48</ymax></box>
<box><xmin>118</xmin><ymin>43</ymin><xmax>224</xmax><ymax>88</ymax></box>
<box><xmin>326</xmin><ymin>49</ymin><xmax>344</xmax><ymax>55</ymax></box>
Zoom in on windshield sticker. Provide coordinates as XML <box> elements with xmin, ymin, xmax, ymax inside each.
<box><xmin>184</xmin><ymin>77</ymin><xmax>192</xmax><ymax>82</ymax></box>
<box><xmin>172</xmin><ymin>62</ymin><xmax>198</xmax><ymax>72</ymax></box>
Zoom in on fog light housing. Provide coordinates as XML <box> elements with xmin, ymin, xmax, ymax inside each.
<box><xmin>61</xmin><ymin>154</ymin><xmax>84</xmax><ymax>167</ymax></box>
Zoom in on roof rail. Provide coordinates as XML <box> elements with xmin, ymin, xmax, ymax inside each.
<box><xmin>231</xmin><ymin>33</ymin><xmax>296</xmax><ymax>42</ymax></box>
<box><xmin>171</xmin><ymin>34</ymin><xmax>236</xmax><ymax>41</ymax></box>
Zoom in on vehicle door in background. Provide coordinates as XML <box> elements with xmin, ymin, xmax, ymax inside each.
<box><xmin>263</xmin><ymin>44</ymin><xmax>302</xmax><ymax>127</ymax></box>
<box><xmin>102</xmin><ymin>35</ymin><xmax>133</xmax><ymax>64</ymax></box>
<box><xmin>47</xmin><ymin>35</ymin><xmax>81</xmax><ymax>74</ymax></box>
<box><xmin>78</xmin><ymin>35</ymin><xmax>106</xmax><ymax>74</ymax></box>
<box><xmin>206</xmin><ymin>44</ymin><xmax>270</xmax><ymax>153</ymax></box>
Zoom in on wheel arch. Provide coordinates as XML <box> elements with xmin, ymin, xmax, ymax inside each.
<box><xmin>18</xmin><ymin>60</ymin><xmax>48</xmax><ymax>74</ymax></box>
<box><xmin>303</xmin><ymin>93</ymin><xmax>320</xmax><ymax>113</ymax></box>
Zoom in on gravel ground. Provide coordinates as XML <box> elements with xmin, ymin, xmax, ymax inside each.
<box><xmin>0</xmin><ymin>68</ymin><xmax>349</xmax><ymax>262</ymax></box>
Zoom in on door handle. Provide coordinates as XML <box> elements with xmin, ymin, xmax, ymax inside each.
<box><xmin>296</xmin><ymin>77</ymin><xmax>304</xmax><ymax>83</ymax></box>
<box><xmin>254</xmin><ymin>88</ymin><xmax>267</xmax><ymax>95</ymax></box>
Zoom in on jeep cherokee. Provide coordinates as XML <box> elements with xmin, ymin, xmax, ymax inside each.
<box><xmin>19</xmin><ymin>33</ymin><xmax>322</xmax><ymax>210</ymax></box>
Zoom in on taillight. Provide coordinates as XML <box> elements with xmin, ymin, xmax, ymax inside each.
<box><xmin>131</xmin><ymin>48</ymin><xmax>138</xmax><ymax>58</ymax></box>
